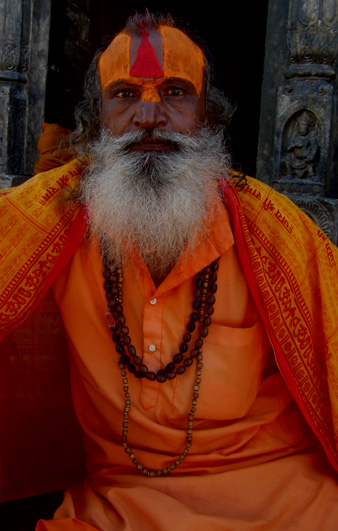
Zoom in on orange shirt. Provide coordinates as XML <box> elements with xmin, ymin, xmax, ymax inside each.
<box><xmin>48</xmin><ymin>197</ymin><xmax>338</xmax><ymax>530</ymax></box>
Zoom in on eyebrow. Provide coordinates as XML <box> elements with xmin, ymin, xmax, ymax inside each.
<box><xmin>161</xmin><ymin>77</ymin><xmax>197</xmax><ymax>91</ymax></box>
<box><xmin>104</xmin><ymin>79</ymin><xmax>141</xmax><ymax>92</ymax></box>
<box><xmin>104</xmin><ymin>77</ymin><xmax>197</xmax><ymax>94</ymax></box>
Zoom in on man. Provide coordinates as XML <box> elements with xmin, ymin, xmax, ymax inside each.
<box><xmin>1</xmin><ymin>11</ymin><xmax>338</xmax><ymax>530</ymax></box>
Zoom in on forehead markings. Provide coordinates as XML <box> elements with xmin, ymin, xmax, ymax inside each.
<box><xmin>99</xmin><ymin>26</ymin><xmax>205</xmax><ymax>102</ymax></box>
<box><xmin>130</xmin><ymin>31</ymin><xmax>164</xmax><ymax>78</ymax></box>
<box><xmin>128</xmin><ymin>30</ymin><xmax>164</xmax><ymax>102</ymax></box>
<box><xmin>159</xmin><ymin>26</ymin><xmax>205</xmax><ymax>96</ymax></box>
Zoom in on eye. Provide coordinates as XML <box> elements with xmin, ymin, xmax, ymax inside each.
<box><xmin>115</xmin><ymin>88</ymin><xmax>136</xmax><ymax>98</ymax></box>
<box><xmin>165</xmin><ymin>87</ymin><xmax>186</xmax><ymax>97</ymax></box>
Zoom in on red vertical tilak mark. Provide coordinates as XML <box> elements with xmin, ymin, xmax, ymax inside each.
<box><xmin>130</xmin><ymin>32</ymin><xmax>164</xmax><ymax>78</ymax></box>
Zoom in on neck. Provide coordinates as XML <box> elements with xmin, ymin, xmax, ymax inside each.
<box><xmin>146</xmin><ymin>259</ymin><xmax>176</xmax><ymax>287</ymax></box>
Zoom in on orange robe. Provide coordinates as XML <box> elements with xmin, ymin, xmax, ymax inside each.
<box><xmin>34</xmin><ymin>122</ymin><xmax>73</xmax><ymax>174</ymax></box>
<box><xmin>37</xmin><ymin>196</ymin><xmax>338</xmax><ymax>529</ymax></box>
<box><xmin>1</xmin><ymin>163</ymin><xmax>338</xmax><ymax>527</ymax></box>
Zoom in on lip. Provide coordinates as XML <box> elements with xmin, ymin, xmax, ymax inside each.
<box><xmin>129</xmin><ymin>138</ymin><xmax>174</xmax><ymax>152</ymax></box>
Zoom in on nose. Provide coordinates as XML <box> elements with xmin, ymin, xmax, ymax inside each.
<box><xmin>133</xmin><ymin>101</ymin><xmax>167</xmax><ymax>130</ymax></box>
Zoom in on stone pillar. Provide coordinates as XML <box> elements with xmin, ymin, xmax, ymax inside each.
<box><xmin>0</xmin><ymin>0</ymin><xmax>51</xmax><ymax>189</ymax></box>
<box><xmin>257</xmin><ymin>0</ymin><xmax>338</xmax><ymax>243</ymax></box>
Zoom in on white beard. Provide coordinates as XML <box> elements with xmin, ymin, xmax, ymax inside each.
<box><xmin>80</xmin><ymin>127</ymin><xmax>231</xmax><ymax>283</ymax></box>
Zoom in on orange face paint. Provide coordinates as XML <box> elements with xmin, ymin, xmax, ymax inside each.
<box><xmin>99</xmin><ymin>26</ymin><xmax>205</xmax><ymax>102</ymax></box>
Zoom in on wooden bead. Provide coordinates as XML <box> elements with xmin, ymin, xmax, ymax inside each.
<box><xmin>120</xmin><ymin>354</ymin><xmax>129</xmax><ymax>364</ymax></box>
<box><xmin>112</xmin><ymin>333</ymin><xmax>120</xmax><ymax>343</ymax></box>
<box><xmin>200</xmin><ymin>327</ymin><xmax>208</xmax><ymax>338</ymax></box>
<box><xmin>190</xmin><ymin>312</ymin><xmax>199</xmax><ymax>322</ymax></box>
<box><xmin>195</xmin><ymin>278</ymin><xmax>203</xmax><ymax>288</ymax></box>
<box><xmin>193</xmin><ymin>300</ymin><xmax>201</xmax><ymax>310</ymax></box>
<box><xmin>195</xmin><ymin>339</ymin><xmax>203</xmax><ymax>349</ymax></box>
<box><xmin>179</xmin><ymin>343</ymin><xmax>188</xmax><ymax>353</ymax></box>
<box><xmin>186</xmin><ymin>322</ymin><xmax>195</xmax><ymax>333</ymax></box>
<box><xmin>115</xmin><ymin>343</ymin><xmax>124</xmax><ymax>354</ymax></box>
<box><xmin>139</xmin><ymin>364</ymin><xmax>148</xmax><ymax>375</ymax></box>
<box><xmin>174</xmin><ymin>353</ymin><xmax>183</xmax><ymax>364</ymax></box>
<box><xmin>209</xmin><ymin>283</ymin><xmax>217</xmax><ymax>294</ymax></box>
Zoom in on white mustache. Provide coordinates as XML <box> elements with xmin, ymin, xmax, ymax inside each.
<box><xmin>103</xmin><ymin>129</ymin><xmax>211</xmax><ymax>154</ymax></box>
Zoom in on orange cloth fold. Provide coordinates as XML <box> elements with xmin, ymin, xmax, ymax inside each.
<box><xmin>34</xmin><ymin>123</ymin><xmax>73</xmax><ymax>174</ymax></box>
<box><xmin>36</xmin><ymin>518</ymin><xmax>98</xmax><ymax>530</ymax></box>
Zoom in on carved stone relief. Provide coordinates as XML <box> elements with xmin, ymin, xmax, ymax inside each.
<box><xmin>0</xmin><ymin>42</ymin><xmax>19</xmax><ymax>71</ymax></box>
<box><xmin>0</xmin><ymin>0</ymin><xmax>51</xmax><ymax>187</ymax></box>
<box><xmin>0</xmin><ymin>0</ymin><xmax>23</xmax><ymax>73</ymax></box>
<box><xmin>273</xmin><ymin>78</ymin><xmax>332</xmax><ymax>195</ymax></box>
<box><xmin>289</xmin><ymin>194</ymin><xmax>338</xmax><ymax>242</ymax></box>
<box><xmin>281</xmin><ymin>110</ymin><xmax>320</xmax><ymax>181</ymax></box>
<box><xmin>257</xmin><ymin>0</ymin><xmax>338</xmax><ymax>243</ymax></box>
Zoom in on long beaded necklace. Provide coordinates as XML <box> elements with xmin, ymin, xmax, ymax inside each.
<box><xmin>103</xmin><ymin>254</ymin><xmax>219</xmax><ymax>476</ymax></box>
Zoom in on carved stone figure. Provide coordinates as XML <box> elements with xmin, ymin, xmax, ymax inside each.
<box><xmin>281</xmin><ymin>110</ymin><xmax>320</xmax><ymax>181</ymax></box>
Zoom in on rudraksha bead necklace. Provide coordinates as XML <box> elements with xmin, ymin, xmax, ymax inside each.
<box><xmin>103</xmin><ymin>258</ymin><xmax>219</xmax><ymax>382</ymax></box>
<box><xmin>102</xmin><ymin>255</ymin><xmax>219</xmax><ymax>476</ymax></box>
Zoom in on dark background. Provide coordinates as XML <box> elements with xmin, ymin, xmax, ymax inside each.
<box><xmin>45</xmin><ymin>0</ymin><xmax>269</xmax><ymax>176</ymax></box>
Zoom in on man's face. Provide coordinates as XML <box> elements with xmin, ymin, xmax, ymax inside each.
<box><xmin>99</xmin><ymin>28</ymin><xmax>206</xmax><ymax>147</ymax></box>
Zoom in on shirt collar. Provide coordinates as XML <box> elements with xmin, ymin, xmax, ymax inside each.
<box><xmin>126</xmin><ymin>193</ymin><xmax>234</xmax><ymax>296</ymax></box>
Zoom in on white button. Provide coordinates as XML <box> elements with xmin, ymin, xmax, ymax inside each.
<box><xmin>150</xmin><ymin>298</ymin><xmax>157</xmax><ymax>305</ymax></box>
<box><xmin>149</xmin><ymin>344</ymin><xmax>156</xmax><ymax>352</ymax></box>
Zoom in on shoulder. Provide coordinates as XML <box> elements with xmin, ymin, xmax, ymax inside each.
<box><xmin>0</xmin><ymin>160</ymin><xmax>85</xmax><ymax>336</ymax></box>
<box><xmin>228</xmin><ymin>174</ymin><xmax>322</xmax><ymax>238</ymax></box>
<box><xmin>0</xmin><ymin>159</ymin><xmax>82</xmax><ymax>202</ymax></box>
